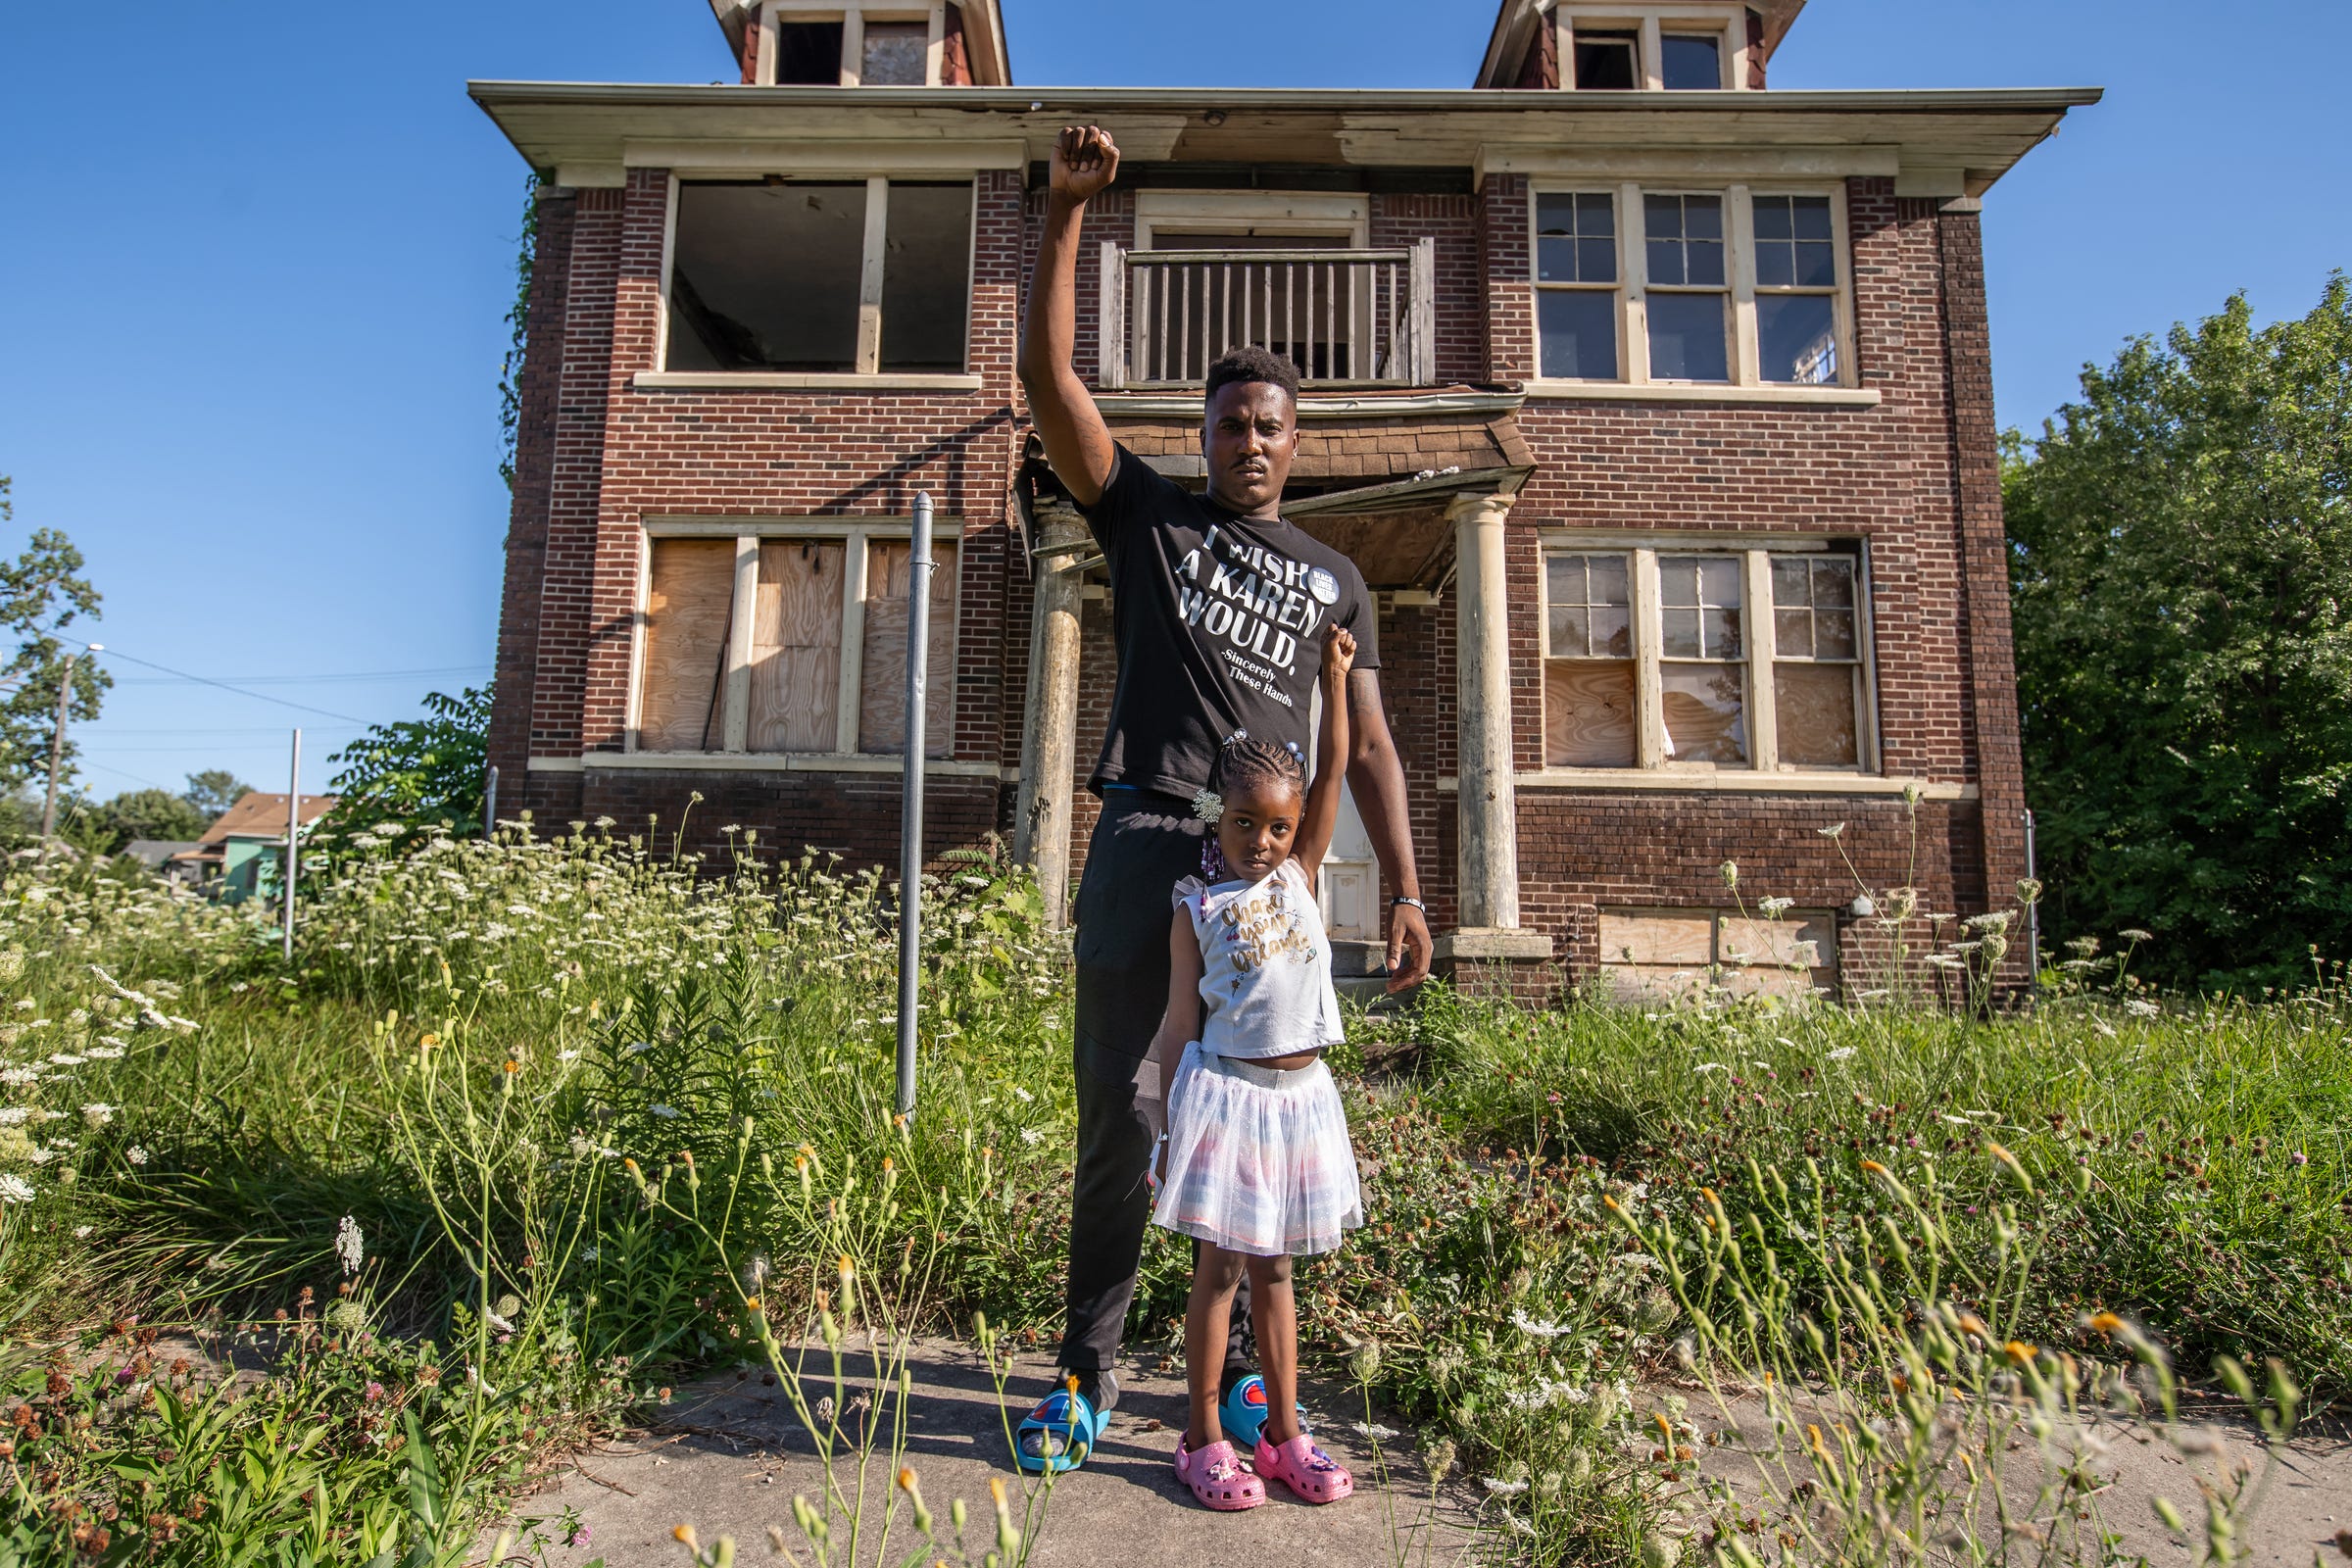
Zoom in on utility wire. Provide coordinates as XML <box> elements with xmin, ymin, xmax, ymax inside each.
<box><xmin>80</xmin><ymin>645</ymin><xmax>370</xmax><ymax>724</ymax></box>
<box><xmin>108</xmin><ymin>664</ymin><xmax>489</xmax><ymax>688</ymax></box>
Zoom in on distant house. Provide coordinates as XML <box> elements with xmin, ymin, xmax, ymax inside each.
<box><xmin>122</xmin><ymin>840</ymin><xmax>200</xmax><ymax>880</ymax></box>
<box><xmin>170</xmin><ymin>793</ymin><xmax>338</xmax><ymax>904</ymax></box>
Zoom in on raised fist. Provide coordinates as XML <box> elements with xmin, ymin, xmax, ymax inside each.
<box><xmin>1051</xmin><ymin>124</ymin><xmax>1120</xmax><ymax>203</ymax></box>
<box><xmin>1323</xmin><ymin>625</ymin><xmax>1357</xmax><ymax>681</ymax></box>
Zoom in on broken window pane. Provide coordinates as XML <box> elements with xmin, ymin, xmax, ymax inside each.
<box><xmin>747</xmin><ymin>540</ymin><xmax>845</xmax><ymax>754</ymax></box>
<box><xmin>1546</xmin><ymin>554</ymin><xmax>1631</xmax><ymax>657</ymax></box>
<box><xmin>639</xmin><ymin>540</ymin><xmax>736</xmax><ymax>753</ymax></box>
<box><xmin>1772</xmin><ymin>554</ymin><xmax>1863</xmax><ymax>766</ymax></box>
<box><xmin>1759</xmin><ymin>294</ymin><xmax>1838</xmax><ymax>384</ymax></box>
<box><xmin>858</xmin><ymin>540</ymin><xmax>958</xmax><ymax>756</ymax></box>
<box><xmin>1644</xmin><ymin>195</ymin><xmax>1724</xmax><ymax>285</ymax></box>
<box><xmin>775</xmin><ymin>21</ymin><xmax>844</xmax><ymax>83</ymax></box>
<box><xmin>860</xmin><ymin>21</ymin><xmax>929</xmax><ymax>84</ymax></box>
<box><xmin>1661</xmin><ymin>663</ymin><xmax>1747</xmax><ymax>763</ymax></box>
<box><xmin>1661</xmin><ymin>33</ymin><xmax>1722</xmax><ymax>89</ymax></box>
<box><xmin>1545</xmin><ymin>660</ymin><xmax>1638</xmax><ymax>766</ymax></box>
<box><xmin>666</xmin><ymin>181</ymin><xmax>865</xmax><ymax>372</ymax></box>
<box><xmin>1645</xmin><ymin>292</ymin><xmax>1729</xmax><ymax>381</ymax></box>
<box><xmin>1538</xmin><ymin>290</ymin><xmax>1618</xmax><ymax>380</ymax></box>
<box><xmin>1659</xmin><ymin>556</ymin><xmax>1741</xmax><ymax>657</ymax></box>
<box><xmin>1574</xmin><ymin>31</ymin><xmax>1639</xmax><ymax>89</ymax></box>
<box><xmin>880</xmin><ymin>182</ymin><xmax>974</xmax><ymax>372</ymax></box>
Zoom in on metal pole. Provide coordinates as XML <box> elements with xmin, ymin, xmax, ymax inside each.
<box><xmin>896</xmin><ymin>492</ymin><xmax>934</xmax><ymax>1117</ymax></box>
<box><xmin>40</xmin><ymin>650</ymin><xmax>79</xmax><ymax>839</ymax></box>
<box><xmin>2022</xmin><ymin>808</ymin><xmax>2039</xmax><ymax>1005</ymax></box>
<box><xmin>283</xmin><ymin>729</ymin><xmax>301</xmax><ymax>963</ymax></box>
<box><xmin>483</xmin><ymin>765</ymin><xmax>500</xmax><ymax>842</ymax></box>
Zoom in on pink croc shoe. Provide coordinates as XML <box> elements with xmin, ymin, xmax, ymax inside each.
<box><xmin>1174</xmin><ymin>1438</ymin><xmax>1264</xmax><ymax>1511</ymax></box>
<box><xmin>1255</xmin><ymin>1434</ymin><xmax>1354</xmax><ymax>1504</ymax></box>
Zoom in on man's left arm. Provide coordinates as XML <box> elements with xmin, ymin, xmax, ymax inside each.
<box><xmin>1345</xmin><ymin>667</ymin><xmax>1432</xmax><ymax>992</ymax></box>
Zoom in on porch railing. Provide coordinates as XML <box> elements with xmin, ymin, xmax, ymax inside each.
<box><xmin>1098</xmin><ymin>238</ymin><xmax>1437</xmax><ymax>390</ymax></box>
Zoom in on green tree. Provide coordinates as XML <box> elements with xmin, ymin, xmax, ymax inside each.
<box><xmin>326</xmin><ymin>687</ymin><xmax>492</xmax><ymax>839</ymax></box>
<box><xmin>94</xmin><ymin>787</ymin><xmax>209</xmax><ymax>850</ymax></box>
<box><xmin>182</xmin><ymin>768</ymin><xmax>253</xmax><ymax>824</ymax></box>
<box><xmin>2006</xmin><ymin>276</ymin><xmax>2352</xmax><ymax>992</ymax></box>
<box><xmin>0</xmin><ymin>477</ymin><xmax>111</xmax><ymax>796</ymax></box>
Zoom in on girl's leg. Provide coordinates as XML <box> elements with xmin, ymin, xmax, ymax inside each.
<box><xmin>1185</xmin><ymin>1245</ymin><xmax>1248</xmax><ymax>1451</ymax></box>
<box><xmin>1246</xmin><ymin>1251</ymin><xmax>1301</xmax><ymax>1447</ymax></box>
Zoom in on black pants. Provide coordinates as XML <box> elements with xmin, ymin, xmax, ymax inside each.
<box><xmin>1058</xmin><ymin>790</ymin><xmax>1253</xmax><ymax>1385</ymax></box>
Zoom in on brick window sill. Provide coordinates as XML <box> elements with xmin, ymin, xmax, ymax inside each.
<box><xmin>633</xmin><ymin>371</ymin><xmax>987</xmax><ymax>393</ymax></box>
<box><xmin>528</xmin><ymin>753</ymin><xmax>1005</xmax><ymax>779</ymax></box>
<box><xmin>1521</xmin><ymin>380</ymin><xmax>1883</xmax><ymax>408</ymax></box>
<box><xmin>1435</xmin><ymin>769</ymin><xmax>1973</xmax><ymax>800</ymax></box>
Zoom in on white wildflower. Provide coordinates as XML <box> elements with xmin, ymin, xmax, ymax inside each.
<box><xmin>83</xmin><ymin>1045</ymin><xmax>124</xmax><ymax>1060</ymax></box>
<box><xmin>335</xmin><ymin>1214</ymin><xmax>365</xmax><ymax>1275</ymax></box>
<box><xmin>1827</xmin><ymin>1047</ymin><xmax>1857</xmax><ymax>1061</ymax></box>
<box><xmin>1191</xmin><ymin>788</ymin><xmax>1224</xmax><ymax>823</ymax></box>
<box><xmin>0</xmin><ymin>1066</ymin><xmax>35</xmax><ymax>1086</ymax></box>
<box><xmin>1483</xmin><ymin>1478</ymin><xmax>1530</xmax><ymax>1495</ymax></box>
<box><xmin>48</xmin><ymin>1054</ymin><xmax>84</xmax><ymax>1067</ymax></box>
<box><xmin>1511</xmin><ymin>1308</ymin><xmax>1571</xmax><ymax>1337</ymax></box>
<box><xmin>1011</xmin><ymin>1086</ymin><xmax>1034</xmax><ymax>1102</ymax></box>
<box><xmin>649</xmin><ymin>1103</ymin><xmax>682</xmax><ymax>1119</ymax></box>
<box><xmin>125</xmin><ymin>1146</ymin><xmax>147</xmax><ymax>1166</ymax></box>
<box><xmin>1757</xmin><ymin>897</ymin><xmax>1794</xmax><ymax>918</ymax></box>
<box><xmin>0</xmin><ymin>1174</ymin><xmax>33</xmax><ymax>1203</ymax></box>
<box><xmin>74</xmin><ymin>1224</ymin><xmax>92</xmax><ymax>1239</ymax></box>
<box><xmin>1693</xmin><ymin>1062</ymin><xmax>1725</xmax><ymax>1075</ymax></box>
<box><xmin>1352</xmin><ymin>1422</ymin><xmax>1400</xmax><ymax>1441</ymax></box>
<box><xmin>2124</xmin><ymin>999</ymin><xmax>2161</xmax><ymax>1018</ymax></box>
<box><xmin>0</xmin><ymin>1106</ymin><xmax>26</xmax><ymax>1124</ymax></box>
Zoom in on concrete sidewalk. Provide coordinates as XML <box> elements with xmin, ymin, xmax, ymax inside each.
<box><xmin>501</xmin><ymin>1340</ymin><xmax>1491</xmax><ymax>1567</ymax></box>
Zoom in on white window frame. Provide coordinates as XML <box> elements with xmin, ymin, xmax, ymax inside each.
<box><xmin>1527</xmin><ymin>181</ymin><xmax>1855</xmax><ymax>393</ymax></box>
<box><xmin>1554</xmin><ymin>5</ymin><xmax>1746</xmax><ymax>92</ymax></box>
<box><xmin>628</xmin><ymin>516</ymin><xmax>960</xmax><ymax>760</ymax></box>
<box><xmin>1530</xmin><ymin>188</ymin><xmax>1627</xmax><ymax>383</ymax></box>
<box><xmin>757</xmin><ymin>1</ymin><xmax>950</xmax><ymax>86</ymax></box>
<box><xmin>1537</xmin><ymin>533</ymin><xmax>1881</xmax><ymax>777</ymax></box>
<box><xmin>655</xmin><ymin>172</ymin><xmax>978</xmax><ymax>382</ymax></box>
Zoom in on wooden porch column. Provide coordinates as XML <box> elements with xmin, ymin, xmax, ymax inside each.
<box><xmin>1013</xmin><ymin>502</ymin><xmax>1088</xmax><ymax>928</ymax></box>
<box><xmin>1448</xmin><ymin>490</ymin><xmax>1522</xmax><ymax>930</ymax></box>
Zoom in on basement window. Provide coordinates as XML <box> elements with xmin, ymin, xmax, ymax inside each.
<box><xmin>1660</xmin><ymin>33</ymin><xmax>1724</xmax><ymax>89</ymax></box>
<box><xmin>860</xmin><ymin>21</ymin><xmax>930</xmax><ymax>84</ymax></box>
<box><xmin>775</xmin><ymin>22</ymin><xmax>845</xmax><ymax>84</ymax></box>
<box><xmin>1573</xmin><ymin>30</ymin><xmax>1640</xmax><ymax>89</ymax></box>
<box><xmin>663</xmin><ymin>177</ymin><xmax>973</xmax><ymax>375</ymax></box>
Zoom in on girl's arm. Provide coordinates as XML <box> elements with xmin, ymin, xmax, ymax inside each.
<box><xmin>1292</xmin><ymin>626</ymin><xmax>1356</xmax><ymax>883</ymax></box>
<box><xmin>1150</xmin><ymin>907</ymin><xmax>1205</xmax><ymax>1180</ymax></box>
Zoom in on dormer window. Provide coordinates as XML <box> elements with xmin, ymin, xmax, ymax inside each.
<box><xmin>775</xmin><ymin>21</ymin><xmax>845</xmax><ymax>83</ymax></box>
<box><xmin>1660</xmin><ymin>31</ymin><xmax>1723</xmax><ymax>89</ymax></box>
<box><xmin>1574</xmin><ymin>29</ymin><xmax>1640</xmax><ymax>90</ymax></box>
<box><xmin>860</xmin><ymin>21</ymin><xmax>929</xmax><ymax>84</ymax></box>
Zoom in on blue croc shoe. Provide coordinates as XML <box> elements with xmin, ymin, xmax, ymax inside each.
<box><xmin>1015</xmin><ymin>1376</ymin><xmax>1112</xmax><ymax>1474</ymax></box>
<box><xmin>1218</xmin><ymin>1373</ymin><xmax>1307</xmax><ymax>1451</ymax></box>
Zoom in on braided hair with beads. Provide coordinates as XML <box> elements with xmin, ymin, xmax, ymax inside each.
<box><xmin>1197</xmin><ymin>730</ymin><xmax>1309</xmax><ymax>881</ymax></box>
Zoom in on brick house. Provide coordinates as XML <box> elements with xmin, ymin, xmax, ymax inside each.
<box><xmin>472</xmin><ymin>0</ymin><xmax>2096</xmax><ymax>998</ymax></box>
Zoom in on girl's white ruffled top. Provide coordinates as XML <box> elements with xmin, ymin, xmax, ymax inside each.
<box><xmin>1173</xmin><ymin>860</ymin><xmax>1346</xmax><ymax>1061</ymax></box>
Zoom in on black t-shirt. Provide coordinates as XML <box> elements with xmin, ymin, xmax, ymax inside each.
<box><xmin>1078</xmin><ymin>444</ymin><xmax>1380</xmax><ymax>799</ymax></box>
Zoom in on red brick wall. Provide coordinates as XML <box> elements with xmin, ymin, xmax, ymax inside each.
<box><xmin>486</xmin><ymin>162</ymin><xmax>2029</xmax><ymax>994</ymax></box>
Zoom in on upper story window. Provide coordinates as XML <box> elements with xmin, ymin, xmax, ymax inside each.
<box><xmin>1659</xmin><ymin>31</ymin><xmax>1723</xmax><ymax>89</ymax></box>
<box><xmin>756</xmin><ymin>4</ymin><xmax>980</xmax><ymax>85</ymax></box>
<box><xmin>637</xmin><ymin>526</ymin><xmax>958</xmax><ymax>759</ymax></box>
<box><xmin>1555</xmin><ymin>7</ymin><xmax>1740</xmax><ymax>91</ymax></box>
<box><xmin>775</xmin><ymin>21</ymin><xmax>845</xmax><ymax>82</ymax></box>
<box><xmin>663</xmin><ymin>177</ymin><xmax>973</xmax><ymax>376</ymax></box>
<box><xmin>1573</xmin><ymin>29</ymin><xmax>1641</xmax><ymax>89</ymax></box>
<box><xmin>1542</xmin><ymin>542</ymin><xmax>1876</xmax><ymax>774</ymax></box>
<box><xmin>1528</xmin><ymin>184</ymin><xmax>1853</xmax><ymax>391</ymax></box>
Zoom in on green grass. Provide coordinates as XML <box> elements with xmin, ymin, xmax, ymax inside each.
<box><xmin>0</xmin><ymin>825</ymin><xmax>2342</xmax><ymax>1564</ymax></box>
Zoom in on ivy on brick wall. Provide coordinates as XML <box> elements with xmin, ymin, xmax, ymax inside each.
<box><xmin>497</xmin><ymin>173</ymin><xmax>543</xmax><ymax>492</ymax></box>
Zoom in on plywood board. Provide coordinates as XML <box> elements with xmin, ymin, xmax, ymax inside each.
<box><xmin>858</xmin><ymin>540</ymin><xmax>958</xmax><ymax>757</ymax></box>
<box><xmin>640</xmin><ymin>539</ymin><xmax>735</xmax><ymax>753</ymax></box>
<box><xmin>1598</xmin><ymin>909</ymin><xmax>1713</xmax><ymax>966</ymax></box>
<box><xmin>1598</xmin><ymin>907</ymin><xmax>1838</xmax><ymax>1002</ymax></box>
<box><xmin>1544</xmin><ymin>659</ymin><xmax>1638</xmax><ymax>767</ymax></box>
<box><xmin>1774</xmin><ymin>661</ymin><xmax>1858</xmax><ymax>767</ymax></box>
<box><xmin>748</xmin><ymin>539</ymin><xmax>845</xmax><ymax>754</ymax></box>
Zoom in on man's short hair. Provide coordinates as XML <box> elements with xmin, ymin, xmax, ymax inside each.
<box><xmin>1204</xmin><ymin>346</ymin><xmax>1301</xmax><ymax>409</ymax></box>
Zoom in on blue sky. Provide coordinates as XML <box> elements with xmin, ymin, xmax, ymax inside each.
<box><xmin>1</xmin><ymin>0</ymin><xmax>2345</xmax><ymax>805</ymax></box>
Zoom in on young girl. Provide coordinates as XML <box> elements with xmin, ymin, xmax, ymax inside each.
<box><xmin>1150</xmin><ymin>624</ymin><xmax>1364</xmax><ymax>1511</ymax></box>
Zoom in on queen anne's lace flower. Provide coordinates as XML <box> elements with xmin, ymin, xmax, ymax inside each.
<box><xmin>0</xmin><ymin>1174</ymin><xmax>34</xmax><ymax>1203</ymax></box>
<box><xmin>334</xmin><ymin>1214</ymin><xmax>365</xmax><ymax>1275</ymax></box>
<box><xmin>1190</xmin><ymin>789</ymin><xmax>1224</xmax><ymax>823</ymax></box>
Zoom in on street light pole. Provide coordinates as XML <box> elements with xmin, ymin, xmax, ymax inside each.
<box><xmin>40</xmin><ymin>643</ymin><xmax>99</xmax><ymax>839</ymax></box>
<box><xmin>895</xmin><ymin>492</ymin><xmax>933</xmax><ymax>1118</ymax></box>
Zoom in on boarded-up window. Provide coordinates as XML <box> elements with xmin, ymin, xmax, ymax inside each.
<box><xmin>1658</xmin><ymin>555</ymin><xmax>1746</xmax><ymax>763</ymax></box>
<box><xmin>1544</xmin><ymin>553</ymin><xmax>1636</xmax><ymax>767</ymax></box>
<box><xmin>860</xmin><ymin>21</ymin><xmax>929</xmax><ymax>84</ymax></box>
<box><xmin>1597</xmin><ymin>908</ymin><xmax>1838</xmax><ymax>1002</ymax></box>
<box><xmin>747</xmin><ymin>540</ymin><xmax>845</xmax><ymax>754</ymax></box>
<box><xmin>639</xmin><ymin>540</ymin><xmax>735</xmax><ymax>752</ymax></box>
<box><xmin>1773</xmin><ymin>554</ymin><xmax>1863</xmax><ymax>766</ymax></box>
<box><xmin>858</xmin><ymin>541</ymin><xmax>958</xmax><ymax>756</ymax></box>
